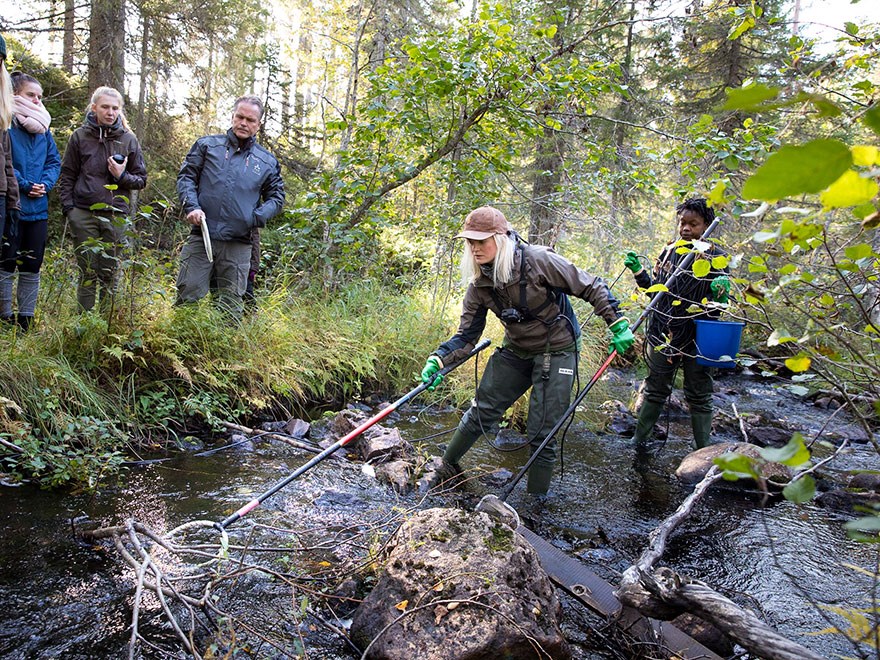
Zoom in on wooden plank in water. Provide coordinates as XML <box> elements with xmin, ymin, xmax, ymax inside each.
<box><xmin>518</xmin><ymin>526</ymin><xmax>723</xmax><ymax>660</ymax></box>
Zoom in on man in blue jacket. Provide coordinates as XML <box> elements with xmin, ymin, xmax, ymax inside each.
<box><xmin>176</xmin><ymin>95</ymin><xmax>285</xmax><ymax>318</ymax></box>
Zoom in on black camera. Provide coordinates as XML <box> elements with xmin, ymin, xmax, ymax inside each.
<box><xmin>111</xmin><ymin>153</ymin><xmax>126</xmax><ymax>164</ymax></box>
<box><xmin>500</xmin><ymin>308</ymin><xmax>525</xmax><ymax>324</ymax></box>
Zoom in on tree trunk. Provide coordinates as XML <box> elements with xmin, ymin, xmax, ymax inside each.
<box><xmin>528</xmin><ymin>120</ymin><xmax>564</xmax><ymax>247</ymax></box>
<box><xmin>62</xmin><ymin>0</ymin><xmax>76</xmax><ymax>74</ymax></box>
<box><xmin>135</xmin><ymin>13</ymin><xmax>149</xmax><ymax>137</ymax></box>
<box><xmin>88</xmin><ymin>0</ymin><xmax>126</xmax><ymax>93</ymax></box>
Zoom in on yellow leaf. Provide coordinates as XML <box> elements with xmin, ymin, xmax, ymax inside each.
<box><xmin>851</xmin><ymin>145</ymin><xmax>880</xmax><ymax>166</ymax></box>
<box><xmin>645</xmin><ymin>284</ymin><xmax>669</xmax><ymax>293</ymax></box>
<box><xmin>317</xmin><ymin>561</ymin><xmax>332</xmax><ymax>567</ymax></box>
<box><xmin>785</xmin><ymin>355</ymin><xmax>811</xmax><ymax>372</ymax></box>
<box><xmin>692</xmin><ymin>259</ymin><xmax>711</xmax><ymax>278</ymax></box>
<box><xmin>433</xmin><ymin>582</ymin><xmax>444</xmax><ymax>591</ymax></box>
<box><xmin>820</xmin><ymin>170</ymin><xmax>879</xmax><ymax>209</ymax></box>
<box><xmin>711</xmin><ymin>255</ymin><xmax>729</xmax><ymax>269</ymax></box>
<box><xmin>395</xmin><ymin>600</ymin><xmax>409</xmax><ymax>611</ymax></box>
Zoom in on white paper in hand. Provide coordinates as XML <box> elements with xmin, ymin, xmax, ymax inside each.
<box><xmin>200</xmin><ymin>218</ymin><xmax>213</xmax><ymax>263</ymax></box>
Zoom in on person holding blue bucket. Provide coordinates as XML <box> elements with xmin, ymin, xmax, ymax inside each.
<box><xmin>623</xmin><ymin>197</ymin><xmax>730</xmax><ymax>449</ymax></box>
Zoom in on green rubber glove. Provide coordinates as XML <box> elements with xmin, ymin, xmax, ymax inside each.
<box><xmin>608</xmin><ymin>317</ymin><xmax>635</xmax><ymax>355</ymax></box>
<box><xmin>710</xmin><ymin>275</ymin><xmax>730</xmax><ymax>303</ymax></box>
<box><xmin>623</xmin><ymin>251</ymin><xmax>642</xmax><ymax>274</ymax></box>
<box><xmin>421</xmin><ymin>356</ymin><xmax>444</xmax><ymax>391</ymax></box>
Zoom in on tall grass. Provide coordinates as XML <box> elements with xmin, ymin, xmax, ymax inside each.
<box><xmin>0</xmin><ymin>247</ymin><xmax>455</xmax><ymax>487</ymax></box>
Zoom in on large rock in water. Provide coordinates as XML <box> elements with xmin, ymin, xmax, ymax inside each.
<box><xmin>675</xmin><ymin>442</ymin><xmax>791</xmax><ymax>486</ymax></box>
<box><xmin>350</xmin><ymin>507</ymin><xmax>571</xmax><ymax>660</ymax></box>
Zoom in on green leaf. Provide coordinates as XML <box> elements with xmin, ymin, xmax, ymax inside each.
<box><xmin>742</xmin><ymin>139</ymin><xmax>853</xmax><ymax>201</ymax></box>
<box><xmin>844</xmin><ymin>515</ymin><xmax>880</xmax><ymax>534</ymax></box>
<box><xmin>723</xmin><ymin>83</ymin><xmax>778</xmax><ymax>110</ymax></box>
<box><xmin>707</xmin><ymin>180</ymin><xmax>727</xmax><ymax>207</ymax></box>
<box><xmin>844</xmin><ymin>243</ymin><xmax>874</xmax><ymax>261</ymax></box>
<box><xmin>783</xmin><ymin>474</ymin><xmax>816</xmax><ymax>503</ymax></box>
<box><xmin>728</xmin><ymin>16</ymin><xmax>756</xmax><ymax>40</ymax></box>
<box><xmin>864</xmin><ymin>105</ymin><xmax>880</xmax><ymax>136</ymax></box>
<box><xmin>821</xmin><ymin>170</ymin><xmax>879</xmax><ymax>210</ymax></box>
<box><xmin>714</xmin><ymin>452</ymin><xmax>760</xmax><ymax>481</ymax></box>
<box><xmin>760</xmin><ymin>432</ymin><xmax>811</xmax><ymax>467</ymax></box>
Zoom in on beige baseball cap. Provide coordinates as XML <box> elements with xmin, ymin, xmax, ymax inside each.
<box><xmin>455</xmin><ymin>206</ymin><xmax>510</xmax><ymax>240</ymax></box>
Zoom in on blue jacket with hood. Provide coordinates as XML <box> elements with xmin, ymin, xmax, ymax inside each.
<box><xmin>9</xmin><ymin>118</ymin><xmax>61</xmax><ymax>222</ymax></box>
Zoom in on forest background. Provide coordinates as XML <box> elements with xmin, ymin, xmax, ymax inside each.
<box><xmin>0</xmin><ymin>0</ymin><xmax>878</xmax><ymax>496</ymax></box>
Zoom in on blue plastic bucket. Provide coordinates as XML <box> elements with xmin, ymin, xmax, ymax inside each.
<box><xmin>694</xmin><ymin>319</ymin><xmax>744</xmax><ymax>369</ymax></box>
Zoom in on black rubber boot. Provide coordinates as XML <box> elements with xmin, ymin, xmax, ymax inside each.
<box><xmin>691</xmin><ymin>412</ymin><xmax>713</xmax><ymax>449</ymax></box>
<box><xmin>16</xmin><ymin>314</ymin><xmax>32</xmax><ymax>332</ymax></box>
<box><xmin>526</xmin><ymin>461</ymin><xmax>554</xmax><ymax>495</ymax></box>
<box><xmin>632</xmin><ymin>400</ymin><xmax>665</xmax><ymax>443</ymax></box>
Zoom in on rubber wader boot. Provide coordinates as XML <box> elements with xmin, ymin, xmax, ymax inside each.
<box><xmin>526</xmin><ymin>461</ymin><xmax>554</xmax><ymax>495</ymax></box>
<box><xmin>691</xmin><ymin>412</ymin><xmax>713</xmax><ymax>449</ymax></box>
<box><xmin>443</xmin><ymin>428</ymin><xmax>474</xmax><ymax>466</ymax></box>
<box><xmin>632</xmin><ymin>400</ymin><xmax>665</xmax><ymax>443</ymax></box>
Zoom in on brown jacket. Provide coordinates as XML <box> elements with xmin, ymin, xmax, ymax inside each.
<box><xmin>436</xmin><ymin>243</ymin><xmax>621</xmax><ymax>364</ymax></box>
<box><xmin>58</xmin><ymin>113</ymin><xmax>146</xmax><ymax>215</ymax></box>
<box><xmin>1</xmin><ymin>130</ymin><xmax>20</xmax><ymax>209</ymax></box>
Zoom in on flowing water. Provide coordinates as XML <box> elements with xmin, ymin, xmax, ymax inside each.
<box><xmin>0</xmin><ymin>369</ymin><xmax>877</xmax><ymax>658</ymax></box>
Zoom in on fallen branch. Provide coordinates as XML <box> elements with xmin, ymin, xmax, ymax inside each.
<box><xmin>220</xmin><ymin>421</ymin><xmax>323</xmax><ymax>454</ymax></box>
<box><xmin>618</xmin><ymin>466</ymin><xmax>825</xmax><ymax>660</ymax></box>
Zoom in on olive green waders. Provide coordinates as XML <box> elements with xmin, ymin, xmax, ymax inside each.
<box><xmin>632</xmin><ymin>344</ymin><xmax>714</xmax><ymax>449</ymax></box>
<box><xmin>443</xmin><ymin>345</ymin><xmax>576</xmax><ymax>495</ymax></box>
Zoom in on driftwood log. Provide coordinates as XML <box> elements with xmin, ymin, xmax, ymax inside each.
<box><xmin>617</xmin><ymin>466</ymin><xmax>825</xmax><ymax>660</ymax></box>
<box><xmin>220</xmin><ymin>420</ymin><xmax>323</xmax><ymax>454</ymax></box>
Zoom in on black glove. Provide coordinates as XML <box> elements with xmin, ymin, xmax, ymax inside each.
<box><xmin>4</xmin><ymin>208</ymin><xmax>20</xmax><ymax>241</ymax></box>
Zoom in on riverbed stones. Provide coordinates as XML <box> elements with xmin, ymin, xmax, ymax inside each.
<box><xmin>350</xmin><ymin>507</ymin><xmax>571</xmax><ymax>660</ymax></box>
<box><xmin>327</xmin><ymin>408</ymin><xmax>414</xmax><ymax>462</ymax></box>
<box><xmin>675</xmin><ymin>442</ymin><xmax>791</xmax><ymax>486</ymax></box>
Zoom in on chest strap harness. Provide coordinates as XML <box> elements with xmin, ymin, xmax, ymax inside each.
<box><xmin>489</xmin><ymin>246</ymin><xmax>574</xmax><ymax>380</ymax></box>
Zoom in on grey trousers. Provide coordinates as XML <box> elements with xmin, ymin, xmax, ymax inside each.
<box><xmin>446</xmin><ymin>346</ymin><xmax>576</xmax><ymax>472</ymax></box>
<box><xmin>67</xmin><ymin>207</ymin><xmax>128</xmax><ymax>312</ymax></box>
<box><xmin>176</xmin><ymin>234</ymin><xmax>250</xmax><ymax>318</ymax></box>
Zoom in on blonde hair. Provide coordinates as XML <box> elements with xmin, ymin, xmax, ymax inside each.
<box><xmin>461</xmin><ymin>232</ymin><xmax>516</xmax><ymax>286</ymax></box>
<box><xmin>88</xmin><ymin>86</ymin><xmax>128</xmax><ymax>129</ymax></box>
<box><xmin>0</xmin><ymin>67</ymin><xmax>12</xmax><ymax>131</ymax></box>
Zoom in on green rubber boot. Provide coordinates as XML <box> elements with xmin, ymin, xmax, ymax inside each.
<box><xmin>691</xmin><ymin>412</ymin><xmax>714</xmax><ymax>449</ymax></box>
<box><xmin>443</xmin><ymin>428</ymin><xmax>479</xmax><ymax>465</ymax></box>
<box><xmin>632</xmin><ymin>400</ymin><xmax>665</xmax><ymax>443</ymax></box>
<box><xmin>526</xmin><ymin>461</ymin><xmax>554</xmax><ymax>495</ymax></box>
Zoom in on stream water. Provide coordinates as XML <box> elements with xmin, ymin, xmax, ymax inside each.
<box><xmin>0</xmin><ymin>368</ymin><xmax>877</xmax><ymax>659</ymax></box>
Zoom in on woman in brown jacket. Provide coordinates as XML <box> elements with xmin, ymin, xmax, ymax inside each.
<box><xmin>58</xmin><ymin>86</ymin><xmax>146</xmax><ymax>312</ymax></box>
<box><xmin>0</xmin><ymin>34</ymin><xmax>22</xmax><ymax>291</ymax></box>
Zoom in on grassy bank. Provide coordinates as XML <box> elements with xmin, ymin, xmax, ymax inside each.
<box><xmin>0</xmin><ymin>254</ymin><xmax>461</xmax><ymax>488</ymax></box>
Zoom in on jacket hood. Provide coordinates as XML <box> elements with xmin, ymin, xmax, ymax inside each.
<box><xmin>84</xmin><ymin>111</ymin><xmax>125</xmax><ymax>137</ymax></box>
